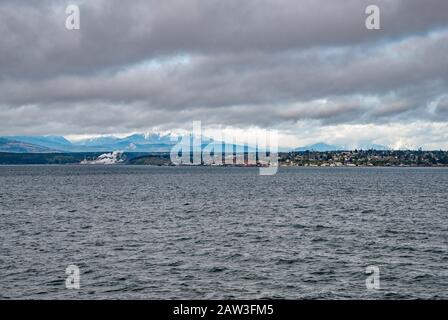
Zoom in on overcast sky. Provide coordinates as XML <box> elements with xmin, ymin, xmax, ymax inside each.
<box><xmin>0</xmin><ymin>0</ymin><xmax>447</xmax><ymax>149</ymax></box>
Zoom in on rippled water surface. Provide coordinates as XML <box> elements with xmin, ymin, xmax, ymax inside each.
<box><xmin>1</xmin><ymin>166</ymin><xmax>447</xmax><ymax>299</ymax></box>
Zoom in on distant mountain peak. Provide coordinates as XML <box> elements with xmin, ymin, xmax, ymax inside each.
<box><xmin>0</xmin><ymin>137</ymin><xmax>59</xmax><ymax>153</ymax></box>
<box><xmin>295</xmin><ymin>142</ymin><xmax>343</xmax><ymax>152</ymax></box>
<box><xmin>295</xmin><ymin>141</ymin><xmax>391</xmax><ymax>152</ymax></box>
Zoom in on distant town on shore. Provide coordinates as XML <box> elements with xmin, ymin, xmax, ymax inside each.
<box><xmin>279</xmin><ymin>150</ymin><xmax>448</xmax><ymax>167</ymax></box>
<box><xmin>1</xmin><ymin>150</ymin><xmax>448</xmax><ymax>167</ymax></box>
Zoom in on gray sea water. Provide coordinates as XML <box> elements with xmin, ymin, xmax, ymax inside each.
<box><xmin>0</xmin><ymin>166</ymin><xmax>447</xmax><ymax>299</ymax></box>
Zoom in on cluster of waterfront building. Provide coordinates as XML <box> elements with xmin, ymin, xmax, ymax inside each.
<box><xmin>279</xmin><ymin>150</ymin><xmax>448</xmax><ymax>167</ymax></box>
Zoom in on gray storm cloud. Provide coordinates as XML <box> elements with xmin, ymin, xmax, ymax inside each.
<box><xmin>0</xmin><ymin>0</ymin><xmax>447</xmax><ymax>146</ymax></box>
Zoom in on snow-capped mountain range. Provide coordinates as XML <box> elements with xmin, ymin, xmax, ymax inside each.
<box><xmin>0</xmin><ymin>134</ymin><xmax>176</xmax><ymax>153</ymax></box>
<box><xmin>0</xmin><ymin>134</ymin><xmax>390</xmax><ymax>153</ymax></box>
